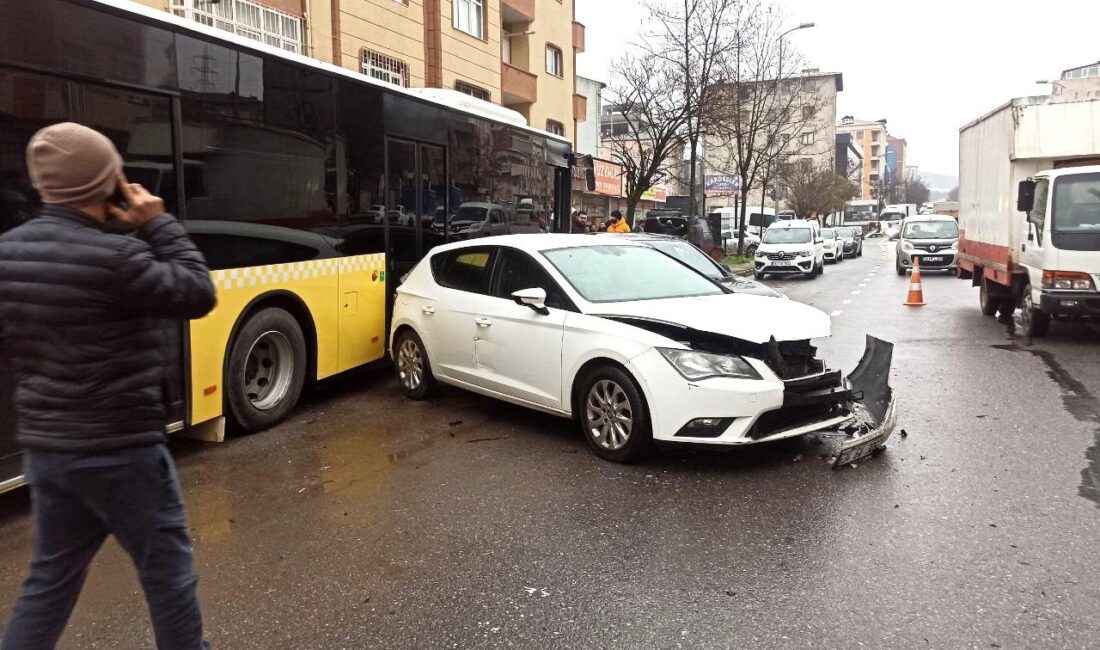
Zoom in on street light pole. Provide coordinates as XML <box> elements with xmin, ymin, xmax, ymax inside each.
<box><xmin>773</xmin><ymin>22</ymin><xmax>814</xmax><ymax>214</ymax></box>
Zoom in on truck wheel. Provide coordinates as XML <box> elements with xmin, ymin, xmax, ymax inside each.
<box><xmin>1020</xmin><ymin>284</ymin><xmax>1050</xmax><ymax>337</ymax></box>
<box><xmin>979</xmin><ymin>277</ymin><xmax>999</xmax><ymax>316</ymax></box>
<box><xmin>226</xmin><ymin>307</ymin><xmax>307</xmax><ymax>432</ymax></box>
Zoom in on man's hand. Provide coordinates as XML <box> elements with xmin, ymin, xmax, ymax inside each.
<box><xmin>108</xmin><ymin>175</ymin><xmax>165</xmax><ymax>227</ymax></box>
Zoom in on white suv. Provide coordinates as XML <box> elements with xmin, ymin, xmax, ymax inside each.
<box><xmin>753</xmin><ymin>221</ymin><xmax>825</xmax><ymax>280</ymax></box>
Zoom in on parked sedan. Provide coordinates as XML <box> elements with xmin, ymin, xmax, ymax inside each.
<box><xmin>837</xmin><ymin>227</ymin><xmax>863</xmax><ymax>257</ymax></box>
<box><xmin>390</xmin><ymin>235</ymin><xmax>896</xmax><ymax>463</ymax></box>
<box><xmin>820</xmin><ymin>228</ymin><xmax>844</xmax><ymax>263</ymax></box>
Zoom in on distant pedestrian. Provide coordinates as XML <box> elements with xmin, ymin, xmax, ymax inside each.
<box><xmin>571</xmin><ymin>209</ymin><xmax>591</xmax><ymax>233</ymax></box>
<box><xmin>605</xmin><ymin>210</ymin><xmax>631</xmax><ymax>233</ymax></box>
<box><xmin>0</xmin><ymin>123</ymin><xmax>217</xmax><ymax>650</ymax></box>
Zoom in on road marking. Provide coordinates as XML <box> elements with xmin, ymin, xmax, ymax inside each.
<box><xmin>859</xmin><ymin>283</ymin><xmax>867</xmax><ymax>287</ymax></box>
<box><xmin>851</xmin><ymin>290</ymin><xmax>861</xmax><ymax>295</ymax></box>
<box><xmin>842</xmin><ymin>299</ymin><xmax>852</xmax><ymax>304</ymax></box>
<box><xmin>830</xmin><ymin>310</ymin><xmax>842</xmax><ymax>316</ymax></box>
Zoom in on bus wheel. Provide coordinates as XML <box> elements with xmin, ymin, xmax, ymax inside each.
<box><xmin>226</xmin><ymin>307</ymin><xmax>307</xmax><ymax>432</ymax></box>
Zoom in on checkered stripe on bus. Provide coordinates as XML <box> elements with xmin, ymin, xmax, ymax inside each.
<box><xmin>210</xmin><ymin>254</ymin><xmax>386</xmax><ymax>291</ymax></box>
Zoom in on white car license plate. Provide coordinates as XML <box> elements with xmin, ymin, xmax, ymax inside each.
<box><xmin>922</xmin><ymin>256</ymin><xmax>944</xmax><ymax>263</ymax></box>
<box><xmin>771</xmin><ymin>260</ymin><xmax>794</xmax><ymax>267</ymax></box>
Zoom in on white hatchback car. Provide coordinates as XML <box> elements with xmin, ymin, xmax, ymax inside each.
<box><xmin>391</xmin><ymin>235</ymin><xmax>896</xmax><ymax>463</ymax></box>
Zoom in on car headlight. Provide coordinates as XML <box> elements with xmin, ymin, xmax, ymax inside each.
<box><xmin>658</xmin><ymin>348</ymin><xmax>762</xmax><ymax>381</ymax></box>
<box><xmin>798</xmin><ymin>250</ymin><xmax>812</xmax><ymax>257</ymax></box>
<box><xmin>950</xmin><ymin>241</ymin><xmax>959</xmax><ymax>250</ymax></box>
<box><xmin>755</xmin><ymin>250</ymin><xmax>767</xmax><ymax>258</ymax></box>
<box><xmin>901</xmin><ymin>241</ymin><xmax>914</xmax><ymax>252</ymax></box>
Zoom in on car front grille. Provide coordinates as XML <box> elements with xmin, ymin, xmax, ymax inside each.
<box><xmin>766</xmin><ymin>252</ymin><xmax>797</xmax><ymax>260</ymax></box>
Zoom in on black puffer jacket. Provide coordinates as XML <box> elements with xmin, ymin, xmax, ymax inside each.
<box><xmin>0</xmin><ymin>206</ymin><xmax>216</xmax><ymax>452</ymax></box>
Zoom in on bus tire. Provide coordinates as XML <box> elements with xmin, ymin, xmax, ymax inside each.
<box><xmin>226</xmin><ymin>307</ymin><xmax>307</xmax><ymax>432</ymax></box>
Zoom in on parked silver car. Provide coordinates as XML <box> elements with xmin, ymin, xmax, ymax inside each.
<box><xmin>895</xmin><ymin>215</ymin><xmax>959</xmax><ymax>274</ymax></box>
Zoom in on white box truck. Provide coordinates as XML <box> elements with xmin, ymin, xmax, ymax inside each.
<box><xmin>957</xmin><ymin>94</ymin><xmax>1100</xmax><ymax>336</ymax></box>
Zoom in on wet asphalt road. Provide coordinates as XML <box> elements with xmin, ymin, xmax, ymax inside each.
<box><xmin>1</xmin><ymin>240</ymin><xmax>1099</xmax><ymax>648</ymax></box>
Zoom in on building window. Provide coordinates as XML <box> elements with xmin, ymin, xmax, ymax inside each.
<box><xmin>802</xmin><ymin>105</ymin><xmax>815</xmax><ymax>120</ymax></box>
<box><xmin>801</xmin><ymin>131</ymin><xmax>815</xmax><ymax>146</ymax></box>
<box><xmin>546</xmin><ymin>45</ymin><xmax>564</xmax><ymax>77</ymax></box>
<box><xmin>170</xmin><ymin>0</ymin><xmax>303</xmax><ymax>53</ymax></box>
<box><xmin>456</xmin><ymin>81</ymin><xmax>491</xmax><ymax>102</ymax></box>
<box><xmin>453</xmin><ymin>0</ymin><xmax>484</xmax><ymax>39</ymax></box>
<box><xmin>872</xmin><ymin>131</ymin><xmax>881</xmax><ymax>142</ymax></box>
<box><xmin>855</xmin><ymin>130</ymin><xmax>864</xmax><ymax>140</ymax></box>
<box><xmin>361</xmin><ymin>49</ymin><xmax>409</xmax><ymax>87</ymax></box>
<box><xmin>801</xmin><ymin>77</ymin><xmax>816</xmax><ymax>92</ymax></box>
<box><xmin>546</xmin><ymin>120</ymin><xmax>565</xmax><ymax>136</ymax></box>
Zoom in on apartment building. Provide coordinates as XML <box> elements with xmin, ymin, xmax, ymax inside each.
<box><xmin>138</xmin><ymin>0</ymin><xmax>584</xmax><ymax>140</ymax></box>
<box><xmin>836</xmin><ymin>116</ymin><xmax>889</xmax><ymax>200</ymax></box>
<box><xmin>886</xmin><ymin>135</ymin><xmax>906</xmax><ymax>187</ymax></box>
<box><xmin>703</xmin><ymin>70</ymin><xmax>844</xmax><ymax>210</ymax></box>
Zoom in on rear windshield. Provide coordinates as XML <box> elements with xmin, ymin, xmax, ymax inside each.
<box><xmin>903</xmin><ymin>221</ymin><xmax>958</xmax><ymax>239</ymax></box>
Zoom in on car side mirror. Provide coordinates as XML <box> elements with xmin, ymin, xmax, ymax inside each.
<box><xmin>815</xmin><ymin>238</ymin><xmax>824</xmax><ymax>244</ymax></box>
<box><xmin>512</xmin><ymin>287</ymin><xmax>549</xmax><ymax>315</ymax></box>
<box><xmin>1017</xmin><ymin>180</ymin><xmax>1036</xmax><ymax>213</ymax></box>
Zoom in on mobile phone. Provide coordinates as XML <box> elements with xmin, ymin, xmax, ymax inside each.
<box><xmin>107</xmin><ymin>185</ymin><xmax>129</xmax><ymax>211</ymax></box>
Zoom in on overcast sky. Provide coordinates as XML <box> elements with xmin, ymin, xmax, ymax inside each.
<box><xmin>576</xmin><ymin>0</ymin><xmax>1100</xmax><ymax>179</ymax></box>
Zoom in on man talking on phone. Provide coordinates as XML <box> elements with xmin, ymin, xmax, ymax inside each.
<box><xmin>0</xmin><ymin>123</ymin><xmax>216</xmax><ymax>649</ymax></box>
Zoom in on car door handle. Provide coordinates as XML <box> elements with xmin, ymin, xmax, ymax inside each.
<box><xmin>474</xmin><ymin>317</ymin><xmax>493</xmax><ymax>327</ymax></box>
<box><xmin>421</xmin><ymin>306</ymin><xmax>436</xmax><ymax>315</ymax></box>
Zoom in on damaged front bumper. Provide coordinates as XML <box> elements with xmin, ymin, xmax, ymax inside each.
<box><xmin>636</xmin><ymin>336</ymin><xmax>896</xmax><ymax>454</ymax></box>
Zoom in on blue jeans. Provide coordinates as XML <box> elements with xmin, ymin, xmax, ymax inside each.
<box><xmin>1</xmin><ymin>445</ymin><xmax>209</xmax><ymax>650</ymax></box>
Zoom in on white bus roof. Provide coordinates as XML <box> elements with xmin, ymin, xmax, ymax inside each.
<box><xmin>92</xmin><ymin>0</ymin><xmax>570</xmax><ymax>144</ymax></box>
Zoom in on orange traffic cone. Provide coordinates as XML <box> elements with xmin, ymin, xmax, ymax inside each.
<box><xmin>904</xmin><ymin>257</ymin><xmax>926</xmax><ymax>307</ymax></box>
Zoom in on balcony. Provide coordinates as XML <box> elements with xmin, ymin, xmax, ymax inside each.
<box><xmin>573</xmin><ymin>94</ymin><xmax>587</xmax><ymax>121</ymax></box>
<box><xmin>502</xmin><ymin>63</ymin><xmax>538</xmax><ymax>106</ymax></box>
<box><xmin>573</xmin><ymin>21</ymin><xmax>586</xmax><ymax>52</ymax></box>
<box><xmin>501</xmin><ymin>0</ymin><xmax>535</xmax><ymax>23</ymax></box>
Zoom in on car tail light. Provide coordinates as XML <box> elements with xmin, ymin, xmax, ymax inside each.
<box><xmin>1041</xmin><ymin>270</ymin><xmax>1094</xmax><ymax>291</ymax></box>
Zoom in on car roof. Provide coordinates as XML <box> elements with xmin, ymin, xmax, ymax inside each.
<box><xmin>770</xmin><ymin>220</ymin><xmax>814</xmax><ymax>229</ymax></box>
<box><xmin>429</xmin><ymin>234</ymin><xmax>650</xmax><ymax>255</ymax></box>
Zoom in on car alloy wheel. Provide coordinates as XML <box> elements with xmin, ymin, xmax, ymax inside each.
<box><xmin>397</xmin><ymin>337</ymin><xmax>424</xmax><ymax>391</ymax></box>
<box><xmin>585</xmin><ymin>379</ymin><xmax>633</xmax><ymax>451</ymax></box>
<box><xmin>394</xmin><ymin>330</ymin><xmax>438</xmax><ymax>399</ymax></box>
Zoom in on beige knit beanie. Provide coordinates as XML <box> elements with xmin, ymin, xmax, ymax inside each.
<box><xmin>26</xmin><ymin>122</ymin><xmax>124</xmax><ymax>206</ymax></box>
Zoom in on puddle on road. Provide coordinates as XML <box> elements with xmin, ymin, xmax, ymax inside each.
<box><xmin>992</xmin><ymin>335</ymin><xmax>1100</xmax><ymax>508</ymax></box>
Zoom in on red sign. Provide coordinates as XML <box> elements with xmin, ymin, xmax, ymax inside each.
<box><xmin>593</xmin><ymin>160</ymin><xmax>622</xmax><ymax>197</ymax></box>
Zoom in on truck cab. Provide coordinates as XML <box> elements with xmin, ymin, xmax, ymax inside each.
<box><xmin>1015</xmin><ymin>166</ymin><xmax>1100</xmax><ymax>334</ymax></box>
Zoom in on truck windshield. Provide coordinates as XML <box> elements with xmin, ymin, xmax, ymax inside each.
<box><xmin>1052</xmin><ymin>173</ymin><xmax>1100</xmax><ymax>233</ymax></box>
<box><xmin>903</xmin><ymin>221</ymin><xmax>959</xmax><ymax>239</ymax></box>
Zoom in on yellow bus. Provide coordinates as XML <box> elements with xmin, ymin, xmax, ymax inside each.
<box><xmin>0</xmin><ymin>0</ymin><xmax>574</xmax><ymax>492</ymax></box>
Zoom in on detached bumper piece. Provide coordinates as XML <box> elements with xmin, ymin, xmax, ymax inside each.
<box><xmin>746</xmin><ymin>336</ymin><xmax>897</xmax><ymax>466</ymax></box>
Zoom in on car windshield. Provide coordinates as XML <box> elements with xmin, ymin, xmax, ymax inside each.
<box><xmin>903</xmin><ymin>221</ymin><xmax>958</xmax><ymax>239</ymax></box>
<box><xmin>822</xmin><ymin>229</ymin><xmax>837</xmax><ymax>240</ymax></box>
<box><xmin>1053</xmin><ymin>172</ymin><xmax>1100</xmax><ymax>233</ymax></box>
<box><xmin>645</xmin><ymin>239</ymin><xmax>723</xmax><ymax>280</ymax></box>
<box><xmin>762</xmin><ymin>228</ymin><xmax>811</xmax><ymax>244</ymax></box>
<box><xmin>453</xmin><ymin>206</ymin><xmax>488</xmax><ymax>223</ymax></box>
<box><xmin>838</xmin><ymin>228</ymin><xmax>856</xmax><ymax>237</ymax></box>
<box><xmin>543</xmin><ymin>245</ymin><xmax>723</xmax><ymax>303</ymax></box>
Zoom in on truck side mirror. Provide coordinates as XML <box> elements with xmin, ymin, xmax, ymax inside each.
<box><xmin>1017</xmin><ymin>180</ymin><xmax>1036</xmax><ymax>213</ymax></box>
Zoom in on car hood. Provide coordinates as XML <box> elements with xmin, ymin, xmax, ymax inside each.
<box><xmin>591</xmin><ymin>293</ymin><xmax>830</xmax><ymax>344</ymax></box>
<box><xmin>719</xmin><ymin>277</ymin><xmax>784</xmax><ymax>298</ymax></box>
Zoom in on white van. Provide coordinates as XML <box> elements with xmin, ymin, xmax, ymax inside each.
<box><xmin>753</xmin><ymin>220</ymin><xmax>825</xmax><ymax>279</ymax></box>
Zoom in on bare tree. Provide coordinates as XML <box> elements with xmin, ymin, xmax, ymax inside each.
<box><xmin>780</xmin><ymin>161</ymin><xmax>857</xmax><ymax>221</ymax></box>
<box><xmin>707</xmin><ymin>3</ymin><xmax>819</xmax><ymax>253</ymax></box>
<box><xmin>903</xmin><ymin>177</ymin><xmax>930</xmax><ymax>205</ymax></box>
<box><xmin>641</xmin><ymin>0</ymin><xmax>738</xmax><ymax>217</ymax></box>
<box><xmin>603</xmin><ymin>52</ymin><xmax>688</xmax><ymax>222</ymax></box>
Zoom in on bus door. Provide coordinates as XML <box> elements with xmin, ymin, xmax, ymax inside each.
<box><xmin>385</xmin><ymin>138</ymin><xmax>447</xmax><ymax>305</ymax></box>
